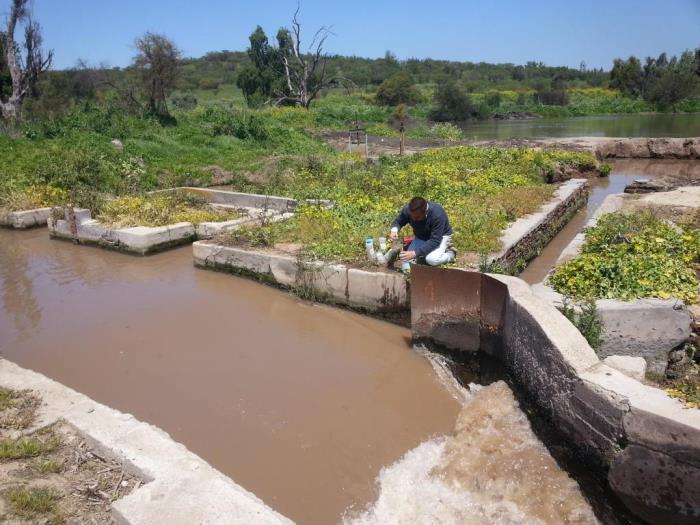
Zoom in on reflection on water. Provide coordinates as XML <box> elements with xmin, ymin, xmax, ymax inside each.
<box><xmin>0</xmin><ymin>238</ymin><xmax>41</xmax><ymax>341</ymax></box>
<box><xmin>459</xmin><ymin>113</ymin><xmax>700</xmax><ymax>141</ymax></box>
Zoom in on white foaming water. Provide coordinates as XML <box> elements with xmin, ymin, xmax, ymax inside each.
<box><xmin>344</xmin><ymin>357</ymin><xmax>598</xmax><ymax>525</ymax></box>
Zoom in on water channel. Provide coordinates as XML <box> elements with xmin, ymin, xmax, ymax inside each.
<box><xmin>1</xmin><ymin>159</ymin><xmax>697</xmax><ymax>524</ymax></box>
<box><xmin>458</xmin><ymin>113</ymin><xmax>700</xmax><ymax>140</ymax></box>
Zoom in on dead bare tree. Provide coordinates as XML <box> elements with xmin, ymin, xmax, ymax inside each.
<box><xmin>133</xmin><ymin>32</ymin><xmax>181</xmax><ymax>117</ymax></box>
<box><xmin>274</xmin><ymin>7</ymin><xmax>351</xmax><ymax>108</ymax></box>
<box><xmin>0</xmin><ymin>0</ymin><xmax>52</xmax><ymax>120</ymax></box>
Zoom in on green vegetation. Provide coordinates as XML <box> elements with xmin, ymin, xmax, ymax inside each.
<box><xmin>0</xmin><ymin>436</ymin><xmax>61</xmax><ymax>460</ymax></box>
<box><xmin>557</xmin><ymin>299</ymin><xmax>604</xmax><ymax>351</ymax></box>
<box><xmin>549</xmin><ymin>212</ymin><xmax>700</xmax><ymax>303</ymax></box>
<box><xmin>33</xmin><ymin>459</ymin><xmax>64</xmax><ymax>474</ymax></box>
<box><xmin>220</xmin><ymin>147</ymin><xmax>600</xmax><ymax>263</ymax></box>
<box><xmin>4</xmin><ymin>487</ymin><xmax>61</xmax><ymax>523</ymax></box>
<box><xmin>0</xmin><ymin>387</ymin><xmax>16</xmax><ymax>410</ymax></box>
<box><xmin>97</xmin><ymin>192</ymin><xmax>239</xmax><ymax>228</ymax></box>
<box><xmin>665</xmin><ymin>373</ymin><xmax>699</xmax><ymax>409</ymax></box>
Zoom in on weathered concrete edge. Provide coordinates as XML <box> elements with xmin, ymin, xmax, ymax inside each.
<box><xmin>0</xmin><ymin>358</ymin><xmax>293</xmax><ymax>525</ymax></box>
<box><xmin>489</xmin><ymin>274</ymin><xmax>700</xmax><ymax>523</ymax></box>
<box><xmin>0</xmin><ymin>207</ymin><xmax>52</xmax><ymax>229</ymax></box>
<box><xmin>192</xmin><ymin>241</ymin><xmax>409</xmax><ymax>312</ymax></box>
<box><xmin>48</xmin><ymin>208</ymin><xmax>291</xmax><ymax>255</ymax></box>
<box><xmin>488</xmin><ymin>178</ymin><xmax>589</xmax><ymax>274</ymax></box>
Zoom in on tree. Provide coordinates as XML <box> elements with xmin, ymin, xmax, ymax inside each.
<box><xmin>641</xmin><ymin>51</ymin><xmax>699</xmax><ymax>110</ymax></box>
<box><xmin>241</xmin><ymin>8</ymin><xmax>350</xmax><ymax>108</ymax></box>
<box><xmin>429</xmin><ymin>78</ymin><xmax>476</xmax><ymax>121</ymax></box>
<box><xmin>375</xmin><ymin>72</ymin><xmax>419</xmax><ymax>106</ymax></box>
<box><xmin>610</xmin><ymin>56</ymin><xmax>643</xmax><ymax>97</ymax></box>
<box><xmin>0</xmin><ymin>0</ymin><xmax>52</xmax><ymax>120</ymax></box>
<box><xmin>133</xmin><ymin>32</ymin><xmax>181</xmax><ymax>117</ymax></box>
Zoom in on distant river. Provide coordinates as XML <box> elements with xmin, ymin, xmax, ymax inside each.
<box><xmin>457</xmin><ymin>113</ymin><xmax>700</xmax><ymax>140</ymax></box>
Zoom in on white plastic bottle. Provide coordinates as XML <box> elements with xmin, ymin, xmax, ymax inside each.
<box><xmin>365</xmin><ymin>237</ymin><xmax>376</xmax><ymax>262</ymax></box>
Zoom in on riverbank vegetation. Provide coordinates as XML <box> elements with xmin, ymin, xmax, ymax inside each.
<box><xmin>218</xmin><ymin>147</ymin><xmax>601</xmax><ymax>264</ymax></box>
<box><xmin>549</xmin><ymin>212</ymin><xmax>700</xmax><ymax>303</ymax></box>
<box><xmin>97</xmin><ymin>192</ymin><xmax>240</xmax><ymax>228</ymax></box>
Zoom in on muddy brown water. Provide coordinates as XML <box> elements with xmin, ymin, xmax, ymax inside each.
<box><xmin>0</xmin><ymin>228</ymin><xmax>462</xmax><ymax>524</ymax></box>
<box><xmin>520</xmin><ymin>159</ymin><xmax>699</xmax><ymax>284</ymax></box>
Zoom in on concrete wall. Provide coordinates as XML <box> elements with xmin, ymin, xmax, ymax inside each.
<box><xmin>157</xmin><ymin>187</ymin><xmax>298</xmax><ymax>213</ymax></box>
<box><xmin>488</xmin><ymin>179</ymin><xmax>589</xmax><ymax>274</ymax></box>
<box><xmin>193</xmin><ymin>242</ymin><xmax>408</xmax><ymax>312</ymax></box>
<box><xmin>410</xmin><ymin>265</ymin><xmax>700</xmax><ymax>525</ymax></box>
<box><xmin>0</xmin><ymin>358</ymin><xmax>292</xmax><ymax>525</ymax></box>
<box><xmin>48</xmin><ymin>204</ymin><xmax>293</xmax><ymax>255</ymax></box>
<box><xmin>0</xmin><ymin>207</ymin><xmax>52</xmax><ymax>229</ymax></box>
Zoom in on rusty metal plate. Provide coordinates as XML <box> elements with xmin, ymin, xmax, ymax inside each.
<box><xmin>410</xmin><ymin>265</ymin><xmax>482</xmax><ymax>352</ymax></box>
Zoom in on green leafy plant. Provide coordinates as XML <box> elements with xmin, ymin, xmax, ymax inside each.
<box><xmin>550</xmin><ymin>212</ymin><xmax>699</xmax><ymax>302</ymax></box>
<box><xmin>557</xmin><ymin>297</ymin><xmax>604</xmax><ymax>351</ymax></box>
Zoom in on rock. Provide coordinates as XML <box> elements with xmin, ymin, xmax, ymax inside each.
<box><xmin>603</xmin><ymin>355</ymin><xmax>647</xmax><ymax>381</ymax></box>
<box><xmin>666</xmin><ymin>345</ymin><xmax>693</xmax><ymax>380</ymax></box>
<box><xmin>111</xmin><ymin>139</ymin><xmax>124</xmax><ymax>150</ymax></box>
<box><xmin>688</xmin><ymin>304</ymin><xmax>700</xmax><ymax>333</ymax></box>
<box><xmin>624</xmin><ymin>179</ymin><xmax>670</xmax><ymax>194</ymax></box>
<box><xmin>596</xmin><ymin>298</ymin><xmax>692</xmax><ymax>376</ymax></box>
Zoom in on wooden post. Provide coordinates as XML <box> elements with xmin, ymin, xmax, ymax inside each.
<box><xmin>399</xmin><ymin>121</ymin><xmax>405</xmax><ymax>156</ymax></box>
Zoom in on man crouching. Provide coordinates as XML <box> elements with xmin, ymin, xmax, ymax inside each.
<box><xmin>389</xmin><ymin>196</ymin><xmax>456</xmax><ymax>267</ymax></box>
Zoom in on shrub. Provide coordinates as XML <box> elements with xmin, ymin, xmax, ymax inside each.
<box><xmin>375</xmin><ymin>73</ymin><xmax>420</xmax><ymax>106</ymax></box>
<box><xmin>427</xmin><ymin>122</ymin><xmax>463</xmax><ymax>141</ymax></box>
<box><xmin>429</xmin><ymin>79</ymin><xmax>477</xmax><ymax>121</ymax></box>
<box><xmin>197</xmin><ymin>107</ymin><xmax>269</xmax><ymax>140</ymax></box>
<box><xmin>170</xmin><ymin>93</ymin><xmax>198</xmax><ymax>110</ymax></box>
<box><xmin>549</xmin><ymin>212</ymin><xmax>700</xmax><ymax>302</ymax></box>
<box><xmin>558</xmin><ymin>298</ymin><xmax>604</xmax><ymax>351</ymax></box>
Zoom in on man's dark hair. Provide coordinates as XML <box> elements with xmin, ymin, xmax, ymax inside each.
<box><xmin>408</xmin><ymin>196</ymin><xmax>427</xmax><ymax>212</ymax></box>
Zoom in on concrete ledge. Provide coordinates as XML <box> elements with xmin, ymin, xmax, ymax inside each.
<box><xmin>410</xmin><ymin>265</ymin><xmax>700</xmax><ymax>524</ymax></box>
<box><xmin>154</xmin><ymin>187</ymin><xmax>299</xmax><ymax>213</ymax></box>
<box><xmin>47</xmin><ymin>192</ymin><xmax>295</xmax><ymax>255</ymax></box>
<box><xmin>0</xmin><ymin>358</ymin><xmax>292</xmax><ymax>525</ymax></box>
<box><xmin>193</xmin><ymin>242</ymin><xmax>408</xmax><ymax>312</ymax></box>
<box><xmin>488</xmin><ymin>179</ymin><xmax>589</xmax><ymax>274</ymax></box>
<box><xmin>0</xmin><ymin>207</ymin><xmax>52</xmax><ymax>229</ymax></box>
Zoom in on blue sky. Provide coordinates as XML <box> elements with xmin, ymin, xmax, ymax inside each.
<box><xmin>9</xmin><ymin>0</ymin><xmax>700</xmax><ymax>70</ymax></box>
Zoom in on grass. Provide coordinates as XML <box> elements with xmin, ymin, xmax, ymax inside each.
<box><xmin>4</xmin><ymin>486</ymin><xmax>61</xmax><ymax>523</ymax></box>
<box><xmin>97</xmin><ymin>191</ymin><xmax>240</xmax><ymax>227</ymax></box>
<box><xmin>0</xmin><ymin>436</ymin><xmax>61</xmax><ymax>460</ymax></box>
<box><xmin>219</xmin><ymin>146</ymin><xmax>602</xmax><ymax>264</ymax></box>
<box><xmin>0</xmin><ymin>387</ymin><xmax>15</xmax><ymax>410</ymax></box>
<box><xmin>33</xmin><ymin>459</ymin><xmax>64</xmax><ymax>474</ymax></box>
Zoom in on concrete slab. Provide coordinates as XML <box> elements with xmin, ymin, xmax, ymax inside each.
<box><xmin>0</xmin><ymin>358</ymin><xmax>292</xmax><ymax>525</ymax></box>
<box><xmin>193</xmin><ymin>242</ymin><xmax>409</xmax><ymax>312</ymax></box>
<box><xmin>0</xmin><ymin>207</ymin><xmax>53</xmax><ymax>229</ymax></box>
<box><xmin>603</xmin><ymin>355</ymin><xmax>647</xmax><ymax>381</ymax></box>
<box><xmin>596</xmin><ymin>298</ymin><xmax>692</xmax><ymax>375</ymax></box>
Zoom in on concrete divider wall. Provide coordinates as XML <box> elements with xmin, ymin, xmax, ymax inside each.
<box><xmin>488</xmin><ymin>179</ymin><xmax>589</xmax><ymax>274</ymax></box>
<box><xmin>156</xmin><ymin>187</ymin><xmax>298</xmax><ymax>213</ymax></box>
<box><xmin>0</xmin><ymin>358</ymin><xmax>292</xmax><ymax>525</ymax></box>
<box><xmin>410</xmin><ymin>265</ymin><xmax>700</xmax><ymax>525</ymax></box>
<box><xmin>0</xmin><ymin>207</ymin><xmax>52</xmax><ymax>228</ymax></box>
<box><xmin>193</xmin><ymin>242</ymin><xmax>408</xmax><ymax>312</ymax></box>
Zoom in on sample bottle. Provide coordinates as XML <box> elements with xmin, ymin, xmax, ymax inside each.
<box><xmin>365</xmin><ymin>236</ymin><xmax>376</xmax><ymax>262</ymax></box>
<box><xmin>378</xmin><ymin>236</ymin><xmax>387</xmax><ymax>252</ymax></box>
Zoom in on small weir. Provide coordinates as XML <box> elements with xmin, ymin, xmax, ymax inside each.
<box><xmin>0</xmin><ymin>228</ymin><xmax>599</xmax><ymax>524</ymax></box>
<box><xmin>2</xmin><ymin>159</ymin><xmax>698</xmax><ymax>524</ymax></box>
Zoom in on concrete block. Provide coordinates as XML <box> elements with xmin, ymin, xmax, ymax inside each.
<box><xmin>302</xmin><ymin>261</ymin><xmax>348</xmax><ymax>303</ymax></box>
<box><xmin>347</xmin><ymin>268</ymin><xmax>407</xmax><ymax>310</ymax></box>
<box><xmin>0</xmin><ymin>207</ymin><xmax>52</xmax><ymax>228</ymax></box>
<box><xmin>609</xmin><ymin>445</ymin><xmax>700</xmax><ymax>525</ymax></box>
<box><xmin>603</xmin><ymin>355</ymin><xmax>646</xmax><ymax>381</ymax></box>
<box><xmin>596</xmin><ymin>298</ymin><xmax>692</xmax><ymax>374</ymax></box>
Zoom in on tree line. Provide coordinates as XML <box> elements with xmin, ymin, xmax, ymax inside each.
<box><xmin>1</xmin><ymin>0</ymin><xmax>699</xmax><ymax>123</ymax></box>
